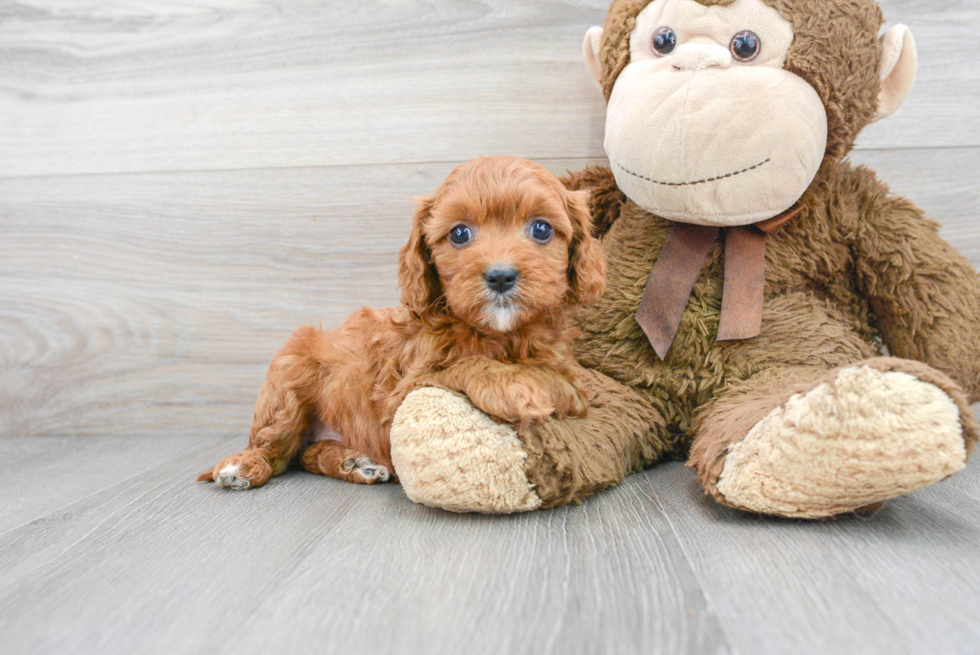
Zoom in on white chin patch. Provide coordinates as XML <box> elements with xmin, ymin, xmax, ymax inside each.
<box><xmin>484</xmin><ymin>302</ymin><xmax>520</xmax><ymax>333</ymax></box>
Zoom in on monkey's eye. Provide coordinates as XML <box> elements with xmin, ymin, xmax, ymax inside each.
<box><xmin>449</xmin><ymin>224</ymin><xmax>473</xmax><ymax>246</ymax></box>
<box><xmin>529</xmin><ymin>219</ymin><xmax>554</xmax><ymax>244</ymax></box>
<box><xmin>652</xmin><ymin>27</ymin><xmax>677</xmax><ymax>56</ymax></box>
<box><xmin>730</xmin><ymin>30</ymin><xmax>760</xmax><ymax>62</ymax></box>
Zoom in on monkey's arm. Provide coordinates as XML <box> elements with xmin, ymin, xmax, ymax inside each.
<box><xmin>390</xmin><ymin>367</ymin><xmax>668</xmax><ymax>512</ymax></box>
<box><xmin>851</xmin><ymin>167</ymin><xmax>980</xmax><ymax>400</ymax></box>
<box><xmin>561</xmin><ymin>166</ymin><xmax>627</xmax><ymax>238</ymax></box>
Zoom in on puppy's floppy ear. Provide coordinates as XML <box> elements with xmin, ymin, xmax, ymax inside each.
<box><xmin>398</xmin><ymin>195</ymin><xmax>442</xmax><ymax>315</ymax></box>
<box><xmin>564</xmin><ymin>189</ymin><xmax>605</xmax><ymax>305</ymax></box>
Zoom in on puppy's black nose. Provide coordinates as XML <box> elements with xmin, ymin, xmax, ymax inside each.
<box><xmin>484</xmin><ymin>266</ymin><xmax>518</xmax><ymax>294</ymax></box>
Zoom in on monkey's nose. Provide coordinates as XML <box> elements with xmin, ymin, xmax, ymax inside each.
<box><xmin>484</xmin><ymin>265</ymin><xmax>518</xmax><ymax>294</ymax></box>
<box><xmin>671</xmin><ymin>43</ymin><xmax>732</xmax><ymax>70</ymax></box>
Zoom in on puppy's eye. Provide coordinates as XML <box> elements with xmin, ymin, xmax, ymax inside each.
<box><xmin>449</xmin><ymin>224</ymin><xmax>473</xmax><ymax>246</ymax></box>
<box><xmin>529</xmin><ymin>219</ymin><xmax>554</xmax><ymax>244</ymax></box>
<box><xmin>652</xmin><ymin>27</ymin><xmax>677</xmax><ymax>56</ymax></box>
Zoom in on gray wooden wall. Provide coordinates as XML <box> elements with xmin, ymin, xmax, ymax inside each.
<box><xmin>1</xmin><ymin>0</ymin><xmax>978</xmax><ymax>439</ymax></box>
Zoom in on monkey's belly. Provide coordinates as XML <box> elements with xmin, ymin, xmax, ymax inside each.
<box><xmin>576</xmin><ymin>273</ymin><xmax>879</xmax><ymax>435</ymax></box>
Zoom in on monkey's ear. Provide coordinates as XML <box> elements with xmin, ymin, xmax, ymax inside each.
<box><xmin>565</xmin><ymin>189</ymin><xmax>606</xmax><ymax>306</ymax></box>
<box><xmin>582</xmin><ymin>26</ymin><xmax>604</xmax><ymax>89</ymax></box>
<box><xmin>398</xmin><ymin>196</ymin><xmax>441</xmax><ymax>315</ymax></box>
<box><xmin>874</xmin><ymin>25</ymin><xmax>917</xmax><ymax>122</ymax></box>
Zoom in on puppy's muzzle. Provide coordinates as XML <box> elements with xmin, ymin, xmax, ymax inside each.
<box><xmin>484</xmin><ymin>265</ymin><xmax>518</xmax><ymax>294</ymax></box>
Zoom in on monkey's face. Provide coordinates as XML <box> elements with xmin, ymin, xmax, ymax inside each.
<box><xmin>600</xmin><ymin>0</ymin><xmax>827</xmax><ymax>226</ymax></box>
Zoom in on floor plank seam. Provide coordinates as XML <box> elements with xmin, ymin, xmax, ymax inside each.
<box><xmin>0</xmin><ymin>436</ymin><xmax>238</xmax><ymax>543</ymax></box>
<box><xmin>1</xmin><ymin>145</ymin><xmax>975</xmax><ymax>184</ymax></box>
<box><xmin>0</xmin><ymin>156</ymin><xmax>610</xmax><ymax>183</ymax></box>
<box><xmin>204</xmin><ymin>483</ymin><xmax>367</xmax><ymax>649</ymax></box>
<box><xmin>635</xmin><ymin>480</ymin><xmax>742</xmax><ymax>655</ymax></box>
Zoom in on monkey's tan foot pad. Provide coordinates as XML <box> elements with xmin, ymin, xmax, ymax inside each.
<box><xmin>390</xmin><ymin>387</ymin><xmax>542</xmax><ymax>513</ymax></box>
<box><xmin>716</xmin><ymin>365</ymin><xmax>967</xmax><ymax>518</ymax></box>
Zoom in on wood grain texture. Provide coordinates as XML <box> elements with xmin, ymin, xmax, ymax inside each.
<box><xmin>2</xmin><ymin>3</ymin><xmax>980</xmax><ymax>654</ymax></box>
<box><xmin>1</xmin><ymin>436</ymin><xmax>979</xmax><ymax>655</ymax></box>
<box><xmin>0</xmin><ymin>157</ymin><xmax>613</xmax><ymax>438</ymax></box>
<box><xmin>0</xmin><ymin>437</ymin><xmax>730</xmax><ymax>655</ymax></box>
<box><xmin>652</xmin><ymin>460</ymin><xmax>980</xmax><ymax>655</ymax></box>
<box><xmin>1</xmin><ymin>150</ymin><xmax>975</xmax><ymax>438</ymax></box>
<box><xmin>0</xmin><ymin>435</ymin><xmax>224</xmax><ymax>533</ymax></box>
<box><xmin>0</xmin><ymin>0</ymin><xmax>977</xmax><ymax>179</ymax></box>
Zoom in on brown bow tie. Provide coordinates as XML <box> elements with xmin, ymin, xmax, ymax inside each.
<box><xmin>635</xmin><ymin>203</ymin><xmax>804</xmax><ymax>359</ymax></box>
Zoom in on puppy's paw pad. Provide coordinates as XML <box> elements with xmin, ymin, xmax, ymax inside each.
<box><xmin>350</xmin><ymin>457</ymin><xmax>390</xmax><ymax>484</ymax></box>
<box><xmin>215</xmin><ymin>464</ymin><xmax>251</xmax><ymax>490</ymax></box>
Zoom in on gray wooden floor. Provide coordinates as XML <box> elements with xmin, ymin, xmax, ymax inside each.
<box><xmin>2</xmin><ymin>437</ymin><xmax>979</xmax><ymax>655</ymax></box>
<box><xmin>2</xmin><ymin>1</ymin><xmax>980</xmax><ymax>653</ymax></box>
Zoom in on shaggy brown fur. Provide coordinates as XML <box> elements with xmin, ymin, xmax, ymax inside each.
<box><xmin>198</xmin><ymin>156</ymin><xmax>605</xmax><ymax>489</ymax></box>
<box><xmin>504</xmin><ymin>0</ymin><xmax>980</xmax><ymax>510</ymax></box>
<box><xmin>533</xmin><ymin>157</ymin><xmax>980</xmax><ymax>508</ymax></box>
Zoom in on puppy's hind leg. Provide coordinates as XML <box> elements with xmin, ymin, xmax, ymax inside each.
<box><xmin>198</xmin><ymin>330</ymin><xmax>323</xmax><ymax>489</ymax></box>
<box><xmin>300</xmin><ymin>440</ymin><xmax>391</xmax><ymax>485</ymax></box>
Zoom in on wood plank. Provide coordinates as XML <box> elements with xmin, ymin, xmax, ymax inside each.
<box><xmin>650</xmin><ymin>458</ymin><xmax>980</xmax><ymax>655</ymax></box>
<box><xmin>0</xmin><ymin>157</ymin><xmax>609</xmax><ymax>438</ymax></box>
<box><xmin>0</xmin><ymin>0</ymin><xmax>976</xmax><ymax>179</ymax></box>
<box><xmin>3</xmin><ymin>435</ymin><xmax>978</xmax><ymax>655</ymax></box>
<box><xmin>0</xmin><ymin>435</ymin><xmax>227</xmax><ymax>534</ymax></box>
<box><xmin>204</xmin><ymin>480</ymin><xmax>729</xmax><ymax>655</ymax></box>
<box><xmin>1</xmin><ymin>149</ymin><xmax>976</xmax><ymax>438</ymax></box>
<box><xmin>0</xmin><ymin>443</ymin><xmax>731</xmax><ymax>655</ymax></box>
<box><xmin>0</xmin><ymin>0</ymin><xmax>612</xmax><ymax>178</ymax></box>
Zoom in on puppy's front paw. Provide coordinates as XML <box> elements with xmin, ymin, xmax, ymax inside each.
<box><xmin>197</xmin><ymin>450</ymin><xmax>272</xmax><ymax>490</ymax></box>
<box><xmin>550</xmin><ymin>380</ymin><xmax>589</xmax><ymax>419</ymax></box>
<box><xmin>215</xmin><ymin>464</ymin><xmax>250</xmax><ymax>489</ymax></box>
<box><xmin>473</xmin><ymin>380</ymin><xmax>554</xmax><ymax>423</ymax></box>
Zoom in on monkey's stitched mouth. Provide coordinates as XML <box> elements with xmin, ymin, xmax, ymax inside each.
<box><xmin>616</xmin><ymin>158</ymin><xmax>771</xmax><ymax>187</ymax></box>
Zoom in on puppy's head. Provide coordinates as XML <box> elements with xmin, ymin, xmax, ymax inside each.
<box><xmin>398</xmin><ymin>156</ymin><xmax>605</xmax><ymax>333</ymax></box>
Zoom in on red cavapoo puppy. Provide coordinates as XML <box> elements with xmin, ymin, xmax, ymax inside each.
<box><xmin>198</xmin><ymin>156</ymin><xmax>605</xmax><ymax>489</ymax></box>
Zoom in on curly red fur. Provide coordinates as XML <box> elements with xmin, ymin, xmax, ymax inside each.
<box><xmin>198</xmin><ymin>156</ymin><xmax>604</xmax><ymax>488</ymax></box>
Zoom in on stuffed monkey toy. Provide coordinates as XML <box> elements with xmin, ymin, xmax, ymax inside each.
<box><xmin>388</xmin><ymin>0</ymin><xmax>980</xmax><ymax>518</ymax></box>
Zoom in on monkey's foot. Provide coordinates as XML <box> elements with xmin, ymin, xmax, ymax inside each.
<box><xmin>715</xmin><ymin>365</ymin><xmax>968</xmax><ymax>518</ymax></box>
<box><xmin>390</xmin><ymin>387</ymin><xmax>542</xmax><ymax>513</ymax></box>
